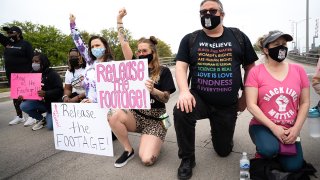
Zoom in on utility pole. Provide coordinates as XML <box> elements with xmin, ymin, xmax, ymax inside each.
<box><xmin>306</xmin><ymin>0</ymin><xmax>309</xmax><ymax>53</ymax></box>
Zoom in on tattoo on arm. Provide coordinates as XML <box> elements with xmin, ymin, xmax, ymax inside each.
<box><xmin>118</xmin><ymin>27</ymin><xmax>128</xmax><ymax>42</ymax></box>
<box><xmin>153</xmin><ymin>91</ymin><xmax>170</xmax><ymax>103</ymax></box>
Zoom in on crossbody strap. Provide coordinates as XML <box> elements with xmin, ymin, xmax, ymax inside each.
<box><xmin>132</xmin><ymin>109</ymin><xmax>168</xmax><ymax>121</ymax></box>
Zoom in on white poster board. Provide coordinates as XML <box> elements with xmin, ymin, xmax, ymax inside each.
<box><xmin>52</xmin><ymin>103</ymin><xmax>113</xmax><ymax>156</ymax></box>
<box><xmin>95</xmin><ymin>59</ymin><xmax>150</xmax><ymax>109</ymax></box>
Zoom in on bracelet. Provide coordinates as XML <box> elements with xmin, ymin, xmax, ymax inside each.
<box><xmin>62</xmin><ymin>95</ymin><xmax>68</xmax><ymax>101</ymax></box>
<box><xmin>117</xmin><ymin>22</ymin><xmax>123</xmax><ymax>24</ymax></box>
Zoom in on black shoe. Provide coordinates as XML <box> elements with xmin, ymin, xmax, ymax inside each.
<box><xmin>114</xmin><ymin>149</ymin><xmax>135</xmax><ymax>168</ymax></box>
<box><xmin>178</xmin><ymin>158</ymin><xmax>196</xmax><ymax>180</ymax></box>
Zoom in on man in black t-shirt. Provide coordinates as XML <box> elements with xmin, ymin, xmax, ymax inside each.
<box><xmin>173</xmin><ymin>0</ymin><xmax>258</xmax><ymax>179</ymax></box>
<box><xmin>1</xmin><ymin>26</ymin><xmax>33</xmax><ymax>125</ymax></box>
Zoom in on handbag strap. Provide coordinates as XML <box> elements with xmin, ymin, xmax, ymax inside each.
<box><xmin>132</xmin><ymin>109</ymin><xmax>168</xmax><ymax>121</ymax></box>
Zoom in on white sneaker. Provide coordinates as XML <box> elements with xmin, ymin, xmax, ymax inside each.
<box><xmin>32</xmin><ymin>119</ymin><xmax>46</xmax><ymax>131</ymax></box>
<box><xmin>22</xmin><ymin>112</ymin><xmax>29</xmax><ymax>122</ymax></box>
<box><xmin>24</xmin><ymin>117</ymin><xmax>36</xmax><ymax>126</ymax></box>
<box><xmin>9</xmin><ymin>116</ymin><xmax>24</xmax><ymax>125</ymax></box>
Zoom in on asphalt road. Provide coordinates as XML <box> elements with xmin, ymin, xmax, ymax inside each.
<box><xmin>0</xmin><ymin>60</ymin><xmax>319</xmax><ymax>180</ymax></box>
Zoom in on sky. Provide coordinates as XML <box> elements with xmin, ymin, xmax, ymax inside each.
<box><xmin>1</xmin><ymin>0</ymin><xmax>319</xmax><ymax>54</ymax></box>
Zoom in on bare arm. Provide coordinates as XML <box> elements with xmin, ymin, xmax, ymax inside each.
<box><xmin>175</xmin><ymin>61</ymin><xmax>195</xmax><ymax>113</ymax></box>
<box><xmin>117</xmin><ymin>8</ymin><xmax>133</xmax><ymax>60</ymax></box>
<box><xmin>245</xmin><ymin>86</ymin><xmax>286</xmax><ymax>143</ymax></box>
<box><xmin>145</xmin><ymin>79</ymin><xmax>170</xmax><ymax>103</ymax></box>
<box><xmin>284</xmin><ymin>87</ymin><xmax>310</xmax><ymax>144</ymax></box>
<box><xmin>238</xmin><ymin>62</ymin><xmax>256</xmax><ymax>112</ymax></box>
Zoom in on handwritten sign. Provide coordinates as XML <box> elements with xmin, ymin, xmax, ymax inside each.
<box><xmin>95</xmin><ymin>59</ymin><xmax>150</xmax><ymax>109</ymax></box>
<box><xmin>52</xmin><ymin>103</ymin><xmax>113</xmax><ymax>156</ymax></box>
<box><xmin>10</xmin><ymin>73</ymin><xmax>42</xmax><ymax>100</ymax></box>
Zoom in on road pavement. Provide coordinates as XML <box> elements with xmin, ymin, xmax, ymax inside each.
<box><xmin>0</xmin><ymin>62</ymin><xmax>319</xmax><ymax>180</ymax></box>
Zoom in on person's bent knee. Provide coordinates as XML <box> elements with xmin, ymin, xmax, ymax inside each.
<box><xmin>140</xmin><ymin>154</ymin><xmax>158</xmax><ymax>166</ymax></box>
<box><xmin>258</xmin><ymin>146</ymin><xmax>278</xmax><ymax>159</ymax></box>
<box><xmin>20</xmin><ymin>101</ymin><xmax>28</xmax><ymax>112</ymax></box>
<box><xmin>107</xmin><ymin>111</ymin><xmax>119</xmax><ymax>127</ymax></box>
<box><xmin>282</xmin><ymin>161</ymin><xmax>303</xmax><ymax>172</ymax></box>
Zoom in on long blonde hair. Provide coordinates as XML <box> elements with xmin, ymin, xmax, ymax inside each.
<box><xmin>138</xmin><ymin>36</ymin><xmax>161</xmax><ymax>83</ymax></box>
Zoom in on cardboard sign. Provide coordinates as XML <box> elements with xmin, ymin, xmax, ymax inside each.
<box><xmin>95</xmin><ymin>59</ymin><xmax>151</xmax><ymax>109</ymax></box>
<box><xmin>52</xmin><ymin>103</ymin><xmax>113</xmax><ymax>156</ymax></box>
<box><xmin>10</xmin><ymin>73</ymin><xmax>42</xmax><ymax>100</ymax></box>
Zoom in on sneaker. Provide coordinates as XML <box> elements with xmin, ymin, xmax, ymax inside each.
<box><xmin>22</xmin><ymin>112</ymin><xmax>29</xmax><ymax>122</ymax></box>
<box><xmin>114</xmin><ymin>149</ymin><xmax>135</xmax><ymax>168</ymax></box>
<box><xmin>24</xmin><ymin>117</ymin><xmax>37</xmax><ymax>126</ymax></box>
<box><xmin>308</xmin><ymin>107</ymin><xmax>320</xmax><ymax>118</ymax></box>
<box><xmin>32</xmin><ymin>119</ymin><xmax>46</xmax><ymax>131</ymax></box>
<box><xmin>9</xmin><ymin>116</ymin><xmax>24</xmax><ymax>125</ymax></box>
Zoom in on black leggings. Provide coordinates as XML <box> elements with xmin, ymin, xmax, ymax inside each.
<box><xmin>13</xmin><ymin>99</ymin><xmax>23</xmax><ymax>118</ymax></box>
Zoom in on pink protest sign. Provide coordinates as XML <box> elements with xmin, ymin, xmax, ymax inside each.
<box><xmin>10</xmin><ymin>73</ymin><xmax>42</xmax><ymax>100</ymax></box>
<box><xmin>95</xmin><ymin>59</ymin><xmax>151</xmax><ymax>109</ymax></box>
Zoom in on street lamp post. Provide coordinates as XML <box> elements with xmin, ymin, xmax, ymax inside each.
<box><xmin>290</xmin><ymin>19</ymin><xmax>308</xmax><ymax>52</ymax></box>
<box><xmin>306</xmin><ymin>0</ymin><xmax>309</xmax><ymax>53</ymax></box>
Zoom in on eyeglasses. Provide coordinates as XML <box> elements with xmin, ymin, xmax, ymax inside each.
<box><xmin>199</xmin><ymin>9</ymin><xmax>219</xmax><ymax>16</ymax></box>
<box><xmin>136</xmin><ymin>49</ymin><xmax>149</xmax><ymax>54</ymax></box>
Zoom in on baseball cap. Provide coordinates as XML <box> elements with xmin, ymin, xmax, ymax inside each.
<box><xmin>262</xmin><ymin>30</ymin><xmax>293</xmax><ymax>48</ymax></box>
<box><xmin>3</xmin><ymin>26</ymin><xmax>22</xmax><ymax>34</ymax></box>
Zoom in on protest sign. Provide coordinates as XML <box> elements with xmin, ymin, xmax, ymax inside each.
<box><xmin>10</xmin><ymin>73</ymin><xmax>42</xmax><ymax>100</ymax></box>
<box><xmin>52</xmin><ymin>103</ymin><xmax>113</xmax><ymax>156</ymax></box>
<box><xmin>95</xmin><ymin>59</ymin><xmax>150</xmax><ymax>109</ymax></box>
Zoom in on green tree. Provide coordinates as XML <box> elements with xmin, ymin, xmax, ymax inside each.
<box><xmin>1</xmin><ymin>21</ymin><xmax>74</xmax><ymax>66</ymax></box>
<box><xmin>100</xmin><ymin>28</ymin><xmax>172</xmax><ymax>60</ymax></box>
<box><xmin>156</xmin><ymin>39</ymin><xmax>172</xmax><ymax>57</ymax></box>
<box><xmin>100</xmin><ymin>28</ymin><xmax>137</xmax><ymax>61</ymax></box>
<box><xmin>0</xmin><ymin>21</ymin><xmax>173</xmax><ymax>67</ymax></box>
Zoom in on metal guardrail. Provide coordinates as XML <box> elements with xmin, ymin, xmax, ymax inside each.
<box><xmin>0</xmin><ymin>57</ymin><xmax>176</xmax><ymax>88</ymax></box>
<box><xmin>288</xmin><ymin>53</ymin><xmax>320</xmax><ymax>65</ymax></box>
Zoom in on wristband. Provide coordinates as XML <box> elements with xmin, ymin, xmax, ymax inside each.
<box><xmin>117</xmin><ymin>22</ymin><xmax>123</xmax><ymax>24</ymax></box>
<box><xmin>62</xmin><ymin>95</ymin><xmax>68</xmax><ymax>101</ymax></box>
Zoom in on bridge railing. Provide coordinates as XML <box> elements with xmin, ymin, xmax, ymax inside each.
<box><xmin>0</xmin><ymin>57</ymin><xmax>176</xmax><ymax>88</ymax></box>
<box><xmin>288</xmin><ymin>52</ymin><xmax>319</xmax><ymax>65</ymax></box>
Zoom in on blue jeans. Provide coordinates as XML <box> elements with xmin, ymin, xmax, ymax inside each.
<box><xmin>249</xmin><ymin>125</ymin><xmax>304</xmax><ymax>172</ymax></box>
<box><xmin>20</xmin><ymin>100</ymin><xmax>53</xmax><ymax>130</ymax></box>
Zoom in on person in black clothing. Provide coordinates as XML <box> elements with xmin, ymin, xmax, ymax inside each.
<box><xmin>1</xmin><ymin>26</ymin><xmax>33</xmax><ymax>125</ymax></box>
<box><xmin>173</xmin><ymin>0</ymin><xmax>258</xmax><ymax>179</ymax></box>
<box><xmin>20</xmin><ymin>52</ymin><xmax>63</xmax><ymax>130</ymax></box>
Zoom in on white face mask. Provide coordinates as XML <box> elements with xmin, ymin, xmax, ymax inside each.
<box><xmin>32</xmin><ymin>63</ymin><xmax>41</xmax><ymax>71</ymax></box>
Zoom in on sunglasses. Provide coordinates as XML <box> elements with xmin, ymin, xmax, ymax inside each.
<box><xmin>199</xmin><ymin>9</ymin><xmax>219</xmax><ymax>16</ymax></box>
<box><xmin>7</xmin><ymin>31</ymin><xmax>17</xmax><ymax>34</ymax></box>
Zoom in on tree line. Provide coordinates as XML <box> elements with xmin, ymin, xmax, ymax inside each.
<box><xmin>0</xmin><ymin>21</ymin><xmax>173</xmax><ymax>67</ymax></box>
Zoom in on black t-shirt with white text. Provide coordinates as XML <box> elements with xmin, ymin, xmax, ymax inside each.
<box><xmin>175</xmin><ymin>27</ymin><xmax>258</xmax><ymax>106</ymax></box>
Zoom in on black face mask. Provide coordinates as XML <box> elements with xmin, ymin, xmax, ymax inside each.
<box><xmin>201</xmin><ymin>14</ymin><xmax>220</xmax><ymax>30</ymax></box>
<box><xmin>139</xmin><ymin>54</ymin><xmax>153</xmax><ymax>64</ymax></box>
<box><xmin>9</xmin><ymin>35</ymin><xmax>18</xmax><ymax>43</ymax></box>
<box><xmin>268</xmin><ymin>45</ymin><xmax>288</xmax><ymax>63</ymax></box>
<box><xmin>69</xmin><ymin>57</ymin><xmax>80</xmax><ymax>67</ymax></box>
